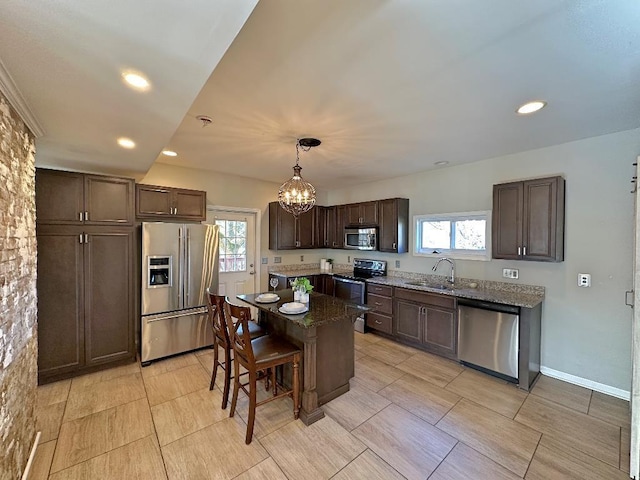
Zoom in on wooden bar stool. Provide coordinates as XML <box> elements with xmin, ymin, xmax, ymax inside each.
<box><xmin>205</xmin><ymin>289</ymin><xmax>265</xmax><ymax>409</ymax></box>
<box><xmin>225</xmin><ymin>302</ymin><xmax>301</xmax><ymax>444</ymax></box>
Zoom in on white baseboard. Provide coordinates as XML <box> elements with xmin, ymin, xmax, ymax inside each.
<box><xmin>540</xmin><ymin>366</ymin><xmax>630</xmax><ymax>401</ymax></box>
<box><xmin>21</xmin><ymin>431</ymin><xmax>41</xmax><ymax>480</ymax></box>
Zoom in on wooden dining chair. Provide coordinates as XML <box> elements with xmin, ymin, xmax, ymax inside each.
<box><xmin>205</xmin><ymin>289</ymin><xmax>265</xmax><ymax>409</ymax></box>
<box><xmin>225</xmin><ymin>302</ymin><xmax>301</xmax><ymax>444</ymax></box>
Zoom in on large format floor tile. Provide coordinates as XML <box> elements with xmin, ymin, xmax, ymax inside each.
<box><xmin>515</xmin><ymin>394</ymin><xmax>620</xmax><ymax>468</ymax></box>
<box><xmin>445</xmin><ymin>369</ymin><xmax>527</xmax><ymax>418</ymax></box>
<box><xmin>233</xmin><ymin>388</ymin><xmax>298</xmax><ymax>440</ymax></box>
<box><xmin>378</xmin><ymin>373</ymin><xmax>460</xmax><ymax>425</ymax></box>
<box><xmin>49</xmin><ymin>435</ymin><xmax>167</xmax><ymax>480</ymax></box>
<box><xmin>144</xmin><ymin>363</ymin><xmax>210</xmax><ymax>406</ymax></box>
<box><xmin>141</xmin><ymin>352</ymin><xmax>201</xmax><ymax>380</ymax></box>
<box><xmin>29</xmin><ymin>440</ymin><xmax>56</xmax><ymax>480</ymax></box>
<box><xmin>395</xmin><ymin>350</ymin><xmax>463</xmax><ymax>388</ymax></box>
<box><xmin>235</xmin><ymin>457</ymin><xmax>288</xmax><ymax>480</ymax></box>
<box><xmin>151</xmin><ymin>387</ymin><xmax>230</xmax><ymax>446</ymax></box>
<box><xmin>437</xmin><ymin>398</ymin><xmax>541</xmax><ymax>477</ymax></box>
<box><xmin>332</xmin><ymin>449</ymin><xmax>405</xmax><ymax>480</ymax></box>
<box><xmin>70</xmin><ymin>361</ymin><xmax>140</xmax><ymax>389</ymax></box>
<box><xmin>162</xmin><ymin>416</ymin><xmax>268</xmax><ymax>480</ymax></box>
<box><xmin>430</xmin><ymin>442</ymin><xmax>521</xmax><ymax>480</ymax></box>
<box><xmin>52</xmin><ymin>398</ymin><xmax>154</xmax><ymax>473</ymax></box>
<box><xmin>63</xmin><ymin>372</ymin><xmax>146</xmax><ymax>421</ymax></box>
<box><xmin>525</xmin><ymin>435</ymin><xmax>630</xmax><ymax>480</ymax></box>
<box><xmin>354</xmin><ymin>355</ymin><xmax>405</xmax><ymax>392</ymax></box>
<box><xmin>530</xmin><ymin>374</ymin><xmax>592</xmax><ymax>413</ymax></box>
<box><xmin>37</xmin><ymin>380</ymin><xmax>71</xmax><ymax>407</ymax></box>
<box><xmin>353</xmin><ymin>404</ymin><xmax>456</xmax><ymax>480</ymax></box>
<box><xmin>36</xmin><ymin>401</ymin><xmax>65</xmax><ymax>443</ymax></box>
<box><xmin>588</xmin><ymin>391</ymin><xmax>630</xmax><ymax>428</ymax></box>
<box><xmin>322</xmin><ymin>378</ymin><xmax>391</xmax><ymax>431</ymax></box>
<box><xmin>357</xmin><ymin>340</ymin><xmax>414</xmax><ymax>366</ymax></box>
<box><xmin>261</xmin><ymin>416</ymin><xmax>366</xmax><ymax>480</ymax></box>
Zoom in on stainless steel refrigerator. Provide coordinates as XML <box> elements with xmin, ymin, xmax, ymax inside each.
<box><xmin>140</xmin><ymin>222</ymin><xmax>219</xmax><ymax>364</ymax></box>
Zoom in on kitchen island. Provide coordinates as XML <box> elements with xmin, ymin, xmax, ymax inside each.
<box><xmin>237</xmin><ymin>290</ymin><xmax>370</xmax><ymax>425</ymax></box>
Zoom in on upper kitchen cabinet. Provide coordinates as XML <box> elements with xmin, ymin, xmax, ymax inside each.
<box><xmin>345</xmin><ymin>201</ymin><xmax>378</xmax><ymax>226</ymax></box>
<box><xmin>378</xmin><ymin>198</ymin><xmax>409</xmax><ymax>253</ymax></box>
<box><xmin>325</xmin><ymin>205</ymin><xmax>347</xmax><ymax>249</ymax></box>
<box><xmin>136</xmin><ymin>184</ymin><xmax>207</xmax><ymax>222</ymax></box>
<box><xmin>269</xmin><ymin>201</ymin><xmax>317</xmax><ymax>249</ymax></box>
<box><xmin>492</xmin><ymin>176</ymin><xmax>565</xmax><ymax>262</ymax></box>
<box><xmin>36</xmin><ymin>168</ymin><xmax>135</xmax><ymax>226</ymax></box>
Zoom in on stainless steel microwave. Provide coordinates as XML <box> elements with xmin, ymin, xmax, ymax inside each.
<box><xmin>344</xmin><ymin>228</ymin><xmax>377</xmax><ymax>250</ymax></box>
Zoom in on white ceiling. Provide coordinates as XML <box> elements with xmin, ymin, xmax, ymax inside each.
<box><xmin>1</xmin><ymin>1</ymin><xmax>639</xmax><ymax>189</ymax></box>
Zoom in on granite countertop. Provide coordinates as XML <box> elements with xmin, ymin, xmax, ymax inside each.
<box><xmin>368</xmin><ymin>276</ymin><xmax>544</xmax><ymax>308</ymax></box>
<box><xmin>237</xmin><ymin>289</ymin><xmax>371</xmax><ymax>329</ymax></box>
<box><xmin>269</xmin><ymin>268</ymin><xmax>352</xmax><ymax>278</ymax></box>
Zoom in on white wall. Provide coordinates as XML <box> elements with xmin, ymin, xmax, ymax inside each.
<box><xmin>328</xmin><ymin>128</ymin><xmax>640</xmax><ymax>392</ymax></box>
<box><xmin>142</xmin><ymin>128</ymin><xmax>640</xmax><ymax>392</ymax></box>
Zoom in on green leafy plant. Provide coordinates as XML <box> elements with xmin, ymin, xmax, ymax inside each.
<box><xmin>291</xmin><ymin>277</ymin><xmax>314</xmax><ymax>293</ymax></box>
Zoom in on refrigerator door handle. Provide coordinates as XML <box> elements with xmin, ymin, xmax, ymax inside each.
<box><xmin>186</xmin><ymin>228</ymin><xmax>191</xmax><ymax>305</ymax></box>
<box><xmin>178</xmin><ymin>228</ymin><xmax>183</xmax><ymax>308</ymax></box>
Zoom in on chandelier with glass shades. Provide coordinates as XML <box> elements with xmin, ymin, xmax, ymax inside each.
<box><xmin>278</xmin><ymin>138</ymin><xmax>320</xmax><ymax>217</ymax></box>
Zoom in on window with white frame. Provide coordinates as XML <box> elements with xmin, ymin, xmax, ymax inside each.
<box><xmin>414</xmin><ymin>211</ymin><xmax>491</xmax><ymax>260</ymax></box>
<box><xmin>215</xmin><ymin>219</ymin><xmax>247</xmax><ymax>272</ymax></box>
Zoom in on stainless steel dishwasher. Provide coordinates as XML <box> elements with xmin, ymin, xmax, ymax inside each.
<box><xmin>457</xmin><ymin>299</ymin><xmax>520</xmax><ymax>383</ymax></box>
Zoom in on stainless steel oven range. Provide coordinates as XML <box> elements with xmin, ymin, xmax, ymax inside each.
<box><xmin>333</xmin><ymin>258</ymin><xmax>387</xmax><ymax>332</ymax></box>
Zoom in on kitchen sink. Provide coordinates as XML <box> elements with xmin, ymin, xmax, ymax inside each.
<box><xmin>404</xmin><ymin>281</ymin><xmax>452</xmax><ymax>290</ymax></box>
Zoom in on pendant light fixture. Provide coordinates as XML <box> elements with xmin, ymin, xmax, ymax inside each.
<box><xmin>278</xmin><ymin>138</ymin><xmax>320</xmax><ymax>217</ymax></box>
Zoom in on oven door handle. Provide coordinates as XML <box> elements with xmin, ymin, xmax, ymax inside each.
<box><xmin>334</xmin><ymin>276</ymin><xmax>365</xmax><ymax>285</ymax></box>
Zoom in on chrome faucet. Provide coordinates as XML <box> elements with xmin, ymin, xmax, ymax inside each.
<box><xmin>432</xmin><ymin>258</ymin><xmax>455</xmax><ymax>284</ymax></box>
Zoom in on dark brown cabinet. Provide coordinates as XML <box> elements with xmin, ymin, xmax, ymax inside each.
<box><xmin>136</xmin><ymin>184</ymin><xmax>206</xmax><ymax>221</ymax></box>
<box><xmin>492</xmin><ymin>176</ymin><xmax>565</xmax><ymax>262</ymax></box>
<box><xmin>269</xmin><ymin>202</ymin><xmax>317</xmax><ymax>249</ymax></box>
<box><xmin>325</xmin><ymin>205</ymin><xmax>347</xmax><ymax>249</ymax></box>
<box><xmin>36</xmin><ymin>169</ymin><xmax>135</xmax><ymax>225</ymax></box>
<box><xmin>394</xmin><ymin>288</ymin><xmax>457</xmax><ymax>359</ymax></box>
<box><xmin>378</xmin><ymin>198</ymin><xmax>409</xmax><ymax>253</ymax></box>
<box><xmin>345</xmin><ymin>201</ymin><xmax>378</xmax><ymax>226</ymax></box>
<box><xmin>366</xmin><ymin>284</ymin><xmax>393</xmax><ymax>334</ymax></box>
<box><xmin>37</xmin><ymin>226</ymin><xmax>136</xmax><ymax>383</ymax></box>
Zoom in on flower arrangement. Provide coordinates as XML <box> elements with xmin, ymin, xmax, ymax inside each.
<box><xmin>290</xmin><ymin>277</ymin><xmax>314</xmax><ymax>293</ymax></box>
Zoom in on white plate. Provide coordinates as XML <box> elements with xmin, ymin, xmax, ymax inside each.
<box><xmin>255</xmin><ymin>294</ymin><xmax>280</xmax><ymax>303</ymax></box>
<box><xmin>278</xmin><ymin>302</ymin><xmax>308</xmax><ymax>314</ymax></box>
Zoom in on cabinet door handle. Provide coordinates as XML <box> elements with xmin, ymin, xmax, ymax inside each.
<box><xmin>392</xmin><ymin>242</ymin><xmax>396</xmax><ymax>249</ymax></box>
<box><xmin>174</xmin><ymin>207</ymin><xmax>178</xmax><ymax>215</ymax></box>
<box><xmin>523</xmin><ymin>246</ymin><xmax>527</xmax><ymax>256</ymax></box>
<box><xmin>79</xmin><ymin>234</ymin><xmax>83</xmax><ymax>244</ymax></box>
<box><xmin>85</xmin><ymin>211</ymin><xmax>89</xmax><ymax>221</ymax></box>
<box><xmin>374</xmin><ymin>302</ymin><xmax>382</xmax><ymax>306</ymax></box>
<box><xmin>84</xmin><ymin>233</ymin><xmax>89</xmax><ymax>243</ymax></box>
<box><xmin>375</xmin><ymin>320</ymin><xmax>382</xmax><ymax>324</ymax></box>
<box><xmin>518</xmin><ymin>246</ymin><xmax>521</xmax><ymax>256</ymax></box>
<box><xmin>79</xmin><ymin>212</ymin><xmax>84</xmax><ymax>221</ymax></box>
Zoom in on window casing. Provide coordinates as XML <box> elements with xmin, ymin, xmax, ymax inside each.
<box><xmin>413</xmin><ymin>211</ymin><xmax>491</xmax><ymax>261</ymax></box>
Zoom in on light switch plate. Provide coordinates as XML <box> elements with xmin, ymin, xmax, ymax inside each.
<box><xmin>395</xmin><ymin>260</ymin><xmax>400</xmax><ymax>268</ymax></box>
<box><xmin>261</xmin><ymin>257</ymin><xmax>268</xmax><ymax>264</ymax></box>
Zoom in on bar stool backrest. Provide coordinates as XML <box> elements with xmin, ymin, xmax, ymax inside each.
<box><xmin>224</xmin><ymin>302</ymin><xmax>256</xmax><ymax>366</ymax></box>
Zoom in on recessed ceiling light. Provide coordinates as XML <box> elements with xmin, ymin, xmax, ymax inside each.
<box><xmin>434</xmin><ymin>161</ymin><xmax>449</xmax><ymax>166</ymax></box>
<box><xmin>122</xmin><ymin>71</ymin><xmax>150</xmax><ymax>91</ymax></box>
<box><xmin>117</xmin><ymin>137</ymin><xmax>136</xmax><ymax>149</ymax></box>
<box><xmin>162</xmin><ymin>150</ymin><xmax>177</xmax><ymax>157</ymax></box>
<box><xmin>516</xmin><ymin>100</ymin><xmax>546</xmax><ymax>115</ymax></box>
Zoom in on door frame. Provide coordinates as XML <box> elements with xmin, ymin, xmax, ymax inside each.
<box><xmin>632</xmin><ymin>156</ymin><xmax>640</xmax><ymax>479</ymax></box>
<box><xmin>206</xmin><ymin>205</ymin><xmax>261</xmax><ymax>294</ymax></box>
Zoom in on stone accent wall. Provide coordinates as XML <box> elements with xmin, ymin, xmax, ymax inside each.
<box><xmin>0</xmin><ymin>91</ymin><xmax>38</xmax><ymax>480</ymax></box>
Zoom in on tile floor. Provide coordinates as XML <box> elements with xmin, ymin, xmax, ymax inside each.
<box><xmin>32</xmin><ymin>332</ymin><xmax>632</xmax><ymax>479</ymax></box>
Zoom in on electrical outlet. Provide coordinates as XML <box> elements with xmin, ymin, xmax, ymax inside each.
<box><xmin>395</xmin><ymin>260</ymin><xmax>400</xmax><ymax>268</ymax></box>
<box><xmin>578</xmin><ymin>273</ymin><xmax>591</xmax><ymax>287</ymax></box>
<box><xmin>300</xmin><ymin>255</ymin><xmax>304</xmax><ymax>262</ymax></box>
<box><xmin>273</xmin><ymin>256</ymin><xmax>282</xmax><ymax>264</ymax></box>
<box><xmin>347</xmin><ymin>255</ymin><xmax>351</xmax><ymax>263</ymax></box>
<box><xmin>502</xmin><ymin>268</ymin><xmax>519</xmax><ymax>279</ymax></box>
<box><xmin>261</xmin><ymin>257</ymin><xmax>268</xmax><ymax>264</ymax></box>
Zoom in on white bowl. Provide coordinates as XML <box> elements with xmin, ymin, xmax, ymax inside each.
<box><xmin>279</xmin><ymin>302</ymin><xmax>307</xmax><ymax>314</ymax></box>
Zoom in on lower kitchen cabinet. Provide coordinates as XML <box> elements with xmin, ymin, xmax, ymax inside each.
<box><xmin>37</xmin><ymin>225</ymin><xmax>136</xmax><ymax>383</ymax></box>
<box><xmin>366</xmin><ymin>284</ymin><xmax>393</xmax><ymax>335</ymax></box>
<box><xmin>394</xmin><ymin>287</ymin><xmax>457</xmax><ymax>359</ymax></box>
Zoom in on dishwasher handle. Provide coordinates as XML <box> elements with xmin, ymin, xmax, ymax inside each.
<box><xmin>457</xmin><ymin>298</ymin><xmax>519</xmax><ymax>315</ymax></box>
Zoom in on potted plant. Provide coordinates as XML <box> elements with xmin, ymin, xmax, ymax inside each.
<box><xmin>290</xmin><ymin>277</ymin><xmax>314</xmax><ymax>293</ymax></box>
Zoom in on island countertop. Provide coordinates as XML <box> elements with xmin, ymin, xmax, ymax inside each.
<box><xmin>237</xmin><ymin>289</ymin><xmax>371</xmax><ymax>328</ymax></box>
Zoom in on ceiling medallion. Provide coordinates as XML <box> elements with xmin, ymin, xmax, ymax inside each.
<box><xmin>278</xmin><ymin>138</ymin><xmax>320</xmax><ymax>217</ymax></box>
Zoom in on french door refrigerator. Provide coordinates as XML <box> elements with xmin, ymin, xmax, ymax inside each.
<box><xmin>141</xmin><ymin>222</ymin><xmax>219</xmax><ymax>364</ymax></box>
